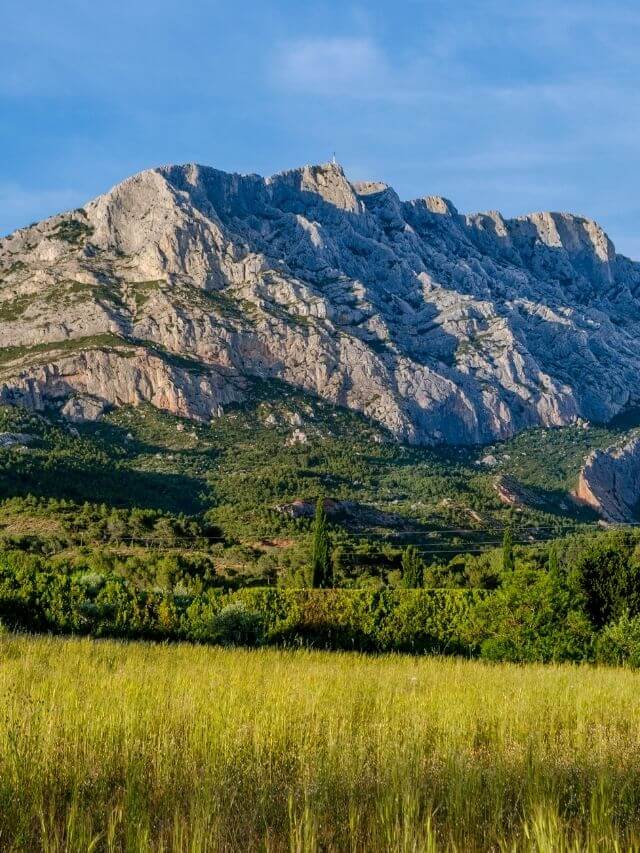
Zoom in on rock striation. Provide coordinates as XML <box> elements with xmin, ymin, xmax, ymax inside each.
<box><xmin>1</xmin><ymin>160</ymin><xmax>640</xmax><ymax>444</ymax></box>
<box><xmin>576</xmin><ymin>435</ymin><xmax>640</xmax><ymax>522</ymax></box>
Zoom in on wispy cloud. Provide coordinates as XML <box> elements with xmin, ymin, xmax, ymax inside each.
<box><xmin>271</xmin><ymin>36</ymin><xmax>417</xmax><ymax>101</ymax></box>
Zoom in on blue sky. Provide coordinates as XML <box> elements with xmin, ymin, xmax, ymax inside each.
<box><xmin>2</xmin><ymin>0</ymin><xmax>639</xmax><ymax>257</ymax></box>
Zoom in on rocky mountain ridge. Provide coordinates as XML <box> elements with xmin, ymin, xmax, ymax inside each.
<box><xmin>1</xmin><ymin>161</ymin><xmax>640</xmax><ymax>446</ymax></box>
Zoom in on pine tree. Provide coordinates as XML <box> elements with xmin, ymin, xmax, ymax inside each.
<box><xmin>311</xmin><ymin>498</ymin><xmax>331</xmax><ymax>588</ymax></box>
<box><xmin>502</xmin><ymin>527</ymin><xmax>515</xmax><ymax>572</ymax></box>
<box><xmin>401</xmin><ymin>545</ymin><xmax>424</xmax><ymax>588</ymax></box>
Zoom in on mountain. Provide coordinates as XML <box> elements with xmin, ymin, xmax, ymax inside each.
<box><xmin>1</xmin><ymin>161</ymin><xmax>640</xmax><ymax>446</ymax></box>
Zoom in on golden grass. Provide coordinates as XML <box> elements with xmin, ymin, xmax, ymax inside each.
<box><xmin>1</xmin><ymin>636</ymin><xmax>640</xmax><ymax>851</ymax></box>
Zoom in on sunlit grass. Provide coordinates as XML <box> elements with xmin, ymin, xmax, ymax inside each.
<box><xmin>1</xmin><ymin>636</ymin><xmax>640</xmax><ymax>850</ymax></box>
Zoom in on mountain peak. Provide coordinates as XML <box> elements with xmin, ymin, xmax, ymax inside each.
<box><xmin>265</xmin><ymin>161</ymin><xmax>361</xmax><ymax>213</ymax></box>
<box><xmin>1</xmin><ymin>159</ymin><xmax>638</xmax><ymax>446</ymax></box>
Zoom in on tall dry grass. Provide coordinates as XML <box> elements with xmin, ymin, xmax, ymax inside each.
<box><xmin>1</xmin><ymin>635</ymin><xmax>640</xmax><ymax>851</ymax></box>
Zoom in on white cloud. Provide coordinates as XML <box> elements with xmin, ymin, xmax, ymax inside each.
<box><xmin>272</xmin><ymin>36</ymin><xmax>395</xmax><ymax>98</ymax></box>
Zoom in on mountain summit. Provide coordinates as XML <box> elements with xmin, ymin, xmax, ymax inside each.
<box><xmin>1</xmin><ymin>161</ymin><xmax>639</xmax><ymax>444</ymax></box>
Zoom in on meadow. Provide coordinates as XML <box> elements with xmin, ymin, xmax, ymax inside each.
<box><xmin>2</xmin><ymin>636</ymin><xmax>640</xmax><ymax>851</ymax></box>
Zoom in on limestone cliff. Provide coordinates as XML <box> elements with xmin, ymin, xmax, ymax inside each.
<box><xmin>576</xmin><ymin>435</ymin><xmax>640</xmax><ymax>522</ymax></box>
<box><xmin>1</xmin><ymin>161</ymin><xmax>639</xmax><ymax>442</ymax></box>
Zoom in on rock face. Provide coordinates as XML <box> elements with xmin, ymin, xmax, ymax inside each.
<box><xmin>493</xmin><ymin>474</ymin><xmax>554</xmax><ymax>512</ymax></box>
<box><xmin>1</xmin><ymin>160</ymin><xmax>640</xmax><ymax>443</ymax></box>
<box><xmin>60</xmin><ymin>395</ymin><xmax>107</xmax><ymax>423</ymax></box>
<box><xmin>0</xmin><ymin>432</ymin><xmax>33</xmax><ymax>448</ymax></box>
<box><xmin>576</xmin><ymin>435</ymin><xmax>640</xmax><ymax>522</ymax></box>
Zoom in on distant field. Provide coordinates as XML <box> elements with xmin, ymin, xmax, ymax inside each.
<box><xmin>2</xmin><ymin>637</ymin><xmax>640</xmax><ymax>851</ymax></box>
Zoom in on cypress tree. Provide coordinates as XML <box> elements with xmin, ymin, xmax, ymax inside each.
<box><xmin>502</xmin><ymin>527</ymin><xmax>515</xmax><ymax>572</ymax></box>
<box><xmin>311</xmin><ymin>498</ymin><xmax>331</xmax><ymax>588</ymax></box>
<box><xmin>401</xmin><ymin>545</ymin><xmax>423</xmax><ymax>588</ymax></box>
<box><xmin>548</xmin><ymin>543</ymin><xmax>559</xmax><ymax>575</ymax></box>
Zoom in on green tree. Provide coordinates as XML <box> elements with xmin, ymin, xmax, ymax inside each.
<box><xmin>502</xmin><ymin>527</ymin><xmax>515</xmax><ymax>573</ymax></box>
<box><xmin>401</xmin><ymin>545</ymin><xmax>424</xmax><ymax>588</ymax></box>
<box><xmin>330</xmin><ymin>545</ymin><xmax>344</xmax><ymax>585</ymax></box>
<box><xmin>569</xmin><ymin>531</ymin><xmax>640</xmax><ymax>628</ymax></box>
<box><xmin>548</xmin><ymin>544</ymin><xmax>559</xmax><ymax>576</ymax></box>
<box><xmin>311</xmin><ymin>498</ymin><xmax>331</xmax><ymax>588</ymax></box>
<box><xmin>465</xmin><ymin>566</ymin><xmax>593</xmax><ymax>663</ymax></box>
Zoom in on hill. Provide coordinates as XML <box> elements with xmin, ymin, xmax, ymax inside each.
<box><xmin>0</xmin><ymin>387</ymin><xmax>631</xmax><ymax>586</ymax></box>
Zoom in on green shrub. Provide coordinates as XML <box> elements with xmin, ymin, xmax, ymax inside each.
<box><xmin>263</xmin><ymin>589</ymin><xmax>379</xmax><ymax>650</ymax></box>
<box><xmin>8</xmin><ymin>548</ymin><xmax>640</xmax><ymax>666</ymax></box>
<box><xmin>400</xmin><ymin>546</ymin><xmax>424</xmax><ymax>588</ymax></box>
<box><xmin>211</xmin><ymin>601</ymin><xmax>263</xmax><ymax>646</ymax></box>
<box><xmin>465</xmin><ymin>568</ymin><xmax>594</xmax><ymax>663</ymax></box>
<box><xmin>0</xmin><ymin>555</ymin><xmax>481</xmax><ymax>653</ymax></box>
<box><xmin>376</xmin><ymin>589</ymin><xmax>483</xmax><ymax>654</ymax></box>
<box><xmin>51</xmin><ymin>218</ymin><xmax>94</xmax><ymax>245</ymax></box>
<box><xmin>595</xmin><ymin>613</ymin><xmax>640</xmax><ymax>667</ymax></box>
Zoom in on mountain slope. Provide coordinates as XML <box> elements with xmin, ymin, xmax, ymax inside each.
<box><xmin>1</xmin><ymin>161</ymin><xmax>639</xmax><ymax>445</ymax></box>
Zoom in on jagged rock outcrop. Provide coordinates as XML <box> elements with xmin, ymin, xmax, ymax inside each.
<box><xmin>1</xmin><ymin>160</ymin><xmax>640</xmax><ymax>443</ymax></box>
<box><xmin>576</xmin><ymin>435</ymin><xmax>640</xmax><ymax>522</ymax></box>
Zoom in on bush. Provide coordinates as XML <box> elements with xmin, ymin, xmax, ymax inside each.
<box><xmin>465</xmin><ymin>568</ymin><xmax>594</xmax><ymax>663</ymax></box>
<box><xmin>595</xmin><ymin>613</ymin><xmax>640</xmax><ymax>667</ymax></box>
<box><xmin>0</xmin><ymin>554</ymin><xmax>481</xmax><ymax>653</ymax></box>
<box><xmin>264</xmin><ymin>589</ymin><xmax>380</xmax><ymax>650</ymax></box>
<box><xmin>8</xmin><ymin>546</ymin><xmax>640</xmax><ymax>666</ymax></box>
<box><xmin>211</xmin><ymin>602</ymin><xmax>263</xmax><ymax>646</ymax></box>
<box><xmin>376</xmin><ymin>589</ymin><xmax>484</xmax><ymax>654</ymax></box>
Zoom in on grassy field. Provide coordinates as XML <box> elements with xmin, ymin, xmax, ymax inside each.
<box><xmin>1</xmin><ymin>637</ymin><xmax>640</xmax><ymax>851</ymax></box>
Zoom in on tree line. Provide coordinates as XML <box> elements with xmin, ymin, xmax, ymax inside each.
<box><xmin>3</xmin><ymin>524</ymin><xmax>640</xmax><ymax>665</ymax></box>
